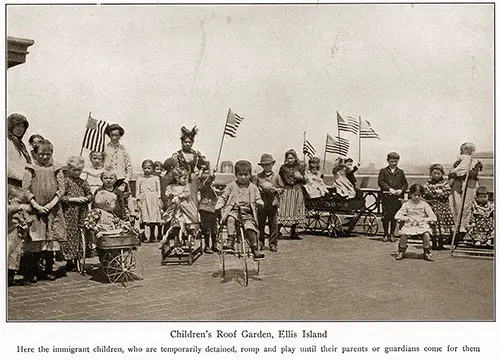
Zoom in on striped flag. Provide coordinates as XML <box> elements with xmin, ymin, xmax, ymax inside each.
<box><xmin>325</xmin><ymin>134</ymin><xmax>349</xmax><ymax>156</ymax></box>
<box><xmin>337</xmin><ymin>112</ymin><xmax>359</xmax><ymax>134</ymax></box>
<box><xmin>82</xmin><ymin>114</ymin><xmax>107</xmax><ymax>152</ymax></box>
<box><xmin>360</xmin><ymin>119</ymin><xmax>380</xmax><ymax>139</ymax></box>
<box><xmin>224</xmin><ymin>108</ymin><xmax>244</xmax><ymax>138</ymax></box>
<box><xmin>303</xmin><ymin>139</ymin><xmax>316</xmax><ymax>158</ymax></box>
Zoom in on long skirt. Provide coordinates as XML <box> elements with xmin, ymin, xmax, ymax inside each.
<box><xmin>278</xmin><ymin>185</ymin><xmax>306</xmax><ymax>227</ymax></box>
<box><xmin>450</xmin><ymin>188</ymin><xmax>475</xmax><ymax>232</ymax></box>
<box><xmin>427</xmin><ymin>199</ymin><xmax>454</xmax><ymax>235</ymax></box>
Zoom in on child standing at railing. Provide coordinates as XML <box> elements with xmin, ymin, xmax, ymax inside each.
<box><xmin>215</xmin><ymin>160</ymin><xmax>265</xmax><ymax>260</ymax></box>
<box><xmin>394</xmin><ymin>184</ymin><xmax>437</xmax><ymax>261</ymax></box>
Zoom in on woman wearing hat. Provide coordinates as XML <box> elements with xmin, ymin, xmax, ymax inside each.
<box><xmin>171</xmin><ymin>126</ymin><xmax>210</xmax><ymax>207</ymax></box>
<box><xmin>7</xmin><ymin>113</ymin><xmax>31</xmax><ymax>187</ymax></box>
<box><xmin>278</xmin><ymin>149</ymin><xmax>307</xmax><ymax>239</ymax></box>
<box><xmin>256</xmin><ymin>153</ymin><xmax>283</xmax><ymax>251</ymax></box>
<box><xmin>104</xmin><ymin>123</ymin><xmax>133</xmax><ymax>196</ymax></box>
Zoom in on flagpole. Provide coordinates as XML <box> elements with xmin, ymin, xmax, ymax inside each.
<box><xmin>303</xmin><ymin>131</ymin><xmax>306</xmax><ymax>163</ymax></box>
<box><xmin>215</xmin><ymin>108</ymin><xmax>231</xmax><ymax>172</ymax></box>
<box><xmin>322</xmin><ymin>134</ymin><xmax>328</xmax><ymax>172</ymax></box>
<box><xmin>358</xmin><ymin>115</ymin><xmax>362</xmax><ymax>165</ymax></box>
<box><xmin>80</xmin><ymin>112</ymin><xmax>91</xmax><ymax>157</ymax></box>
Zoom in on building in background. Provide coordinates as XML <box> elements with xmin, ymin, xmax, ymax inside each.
<box><xmin>7</xmin><ymin>36</ymin><xmax>34</xmax><ymax>69</ymax></box>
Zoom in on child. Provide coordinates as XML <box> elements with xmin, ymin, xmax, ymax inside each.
<box><xmin>256</xmin><ymin>153</ymin><xmax>283</xmax><ymax>252</ymax></box>
<box><xmin>81</xmin><ymin>151</ymin><xmax>105</xmax><ymax>195</ymax></box>
<box><xmin>154</xmin><ymin>161</ymin><xmax>166</xmax><ymax>178</ymax></box>
<box><xmin>136</xmin><ymin>159</ymin><xmax>163</xmax><ymax>242</ymax></box>
<box><xmin>394</xmin><ymin>184</ymin><xmax>437</xmax><ymax>261</ymax></box>
<box><xmin>22</xmin><ymin>139</ymin><xmax>67</xmax><ymax>282</ymax></box>
<box><xmin>28</xmin><ymin>134</ymin><xmax>44</xmax><ymax>160</ymax></box>
<box><xmin>332</xmin><ymin>158</ymin><xmax>356</xmax><ymax>199</ymax></box>
<box><xmin>84</xmin><ymin>191</ymin><xmax>141</xmax><ymax>261</ymax></box>
<box><xmin>215</xmin><ymin>160</ymin><xmax>265</xmax><ymax>260</ymax></box>
<box><xmin>163</xmin><ymin>168</ymin><xmax>200</xmax><ymax>242</ymax></box>
<box><xmin>449</xmin><ymin>142</ymin><xmax>482</xmax><ymax>232</ymax></box>
<box><xmin>94</xmin><ymin>169</ymin><xmax>128</xmax><ymax>220</ymax></box>
<box><xmin>60</xmin><ymin>156</ymin><xmax>93</xmax><ymax>272</ymax></box>
<box><xmin>423</xmin><ymin>164</ymin><xmax>454</xmax><ymax>249</ymax></box>
<box><xmin>378</xmin><ymin>152</ymin><xmax>408</xmax><ymax>242</ymax></box>
<box><xmin>467</xmin><ymin>187</ymin><xmax>494</xmax><ymax>246</ymax></box>
<box><xmin>344</xmin><ymin>158</ymin><xmax>359</xmax><ymax>188</ymax></box>
<box><xmin>7</xmin><ymin>185</ymin><xmax>32</xmax><ymax>286</ymax></box>
<box><xmin>160</xmin><ymin>157</ymin><xmax>177</xmax><ymax>235</ymax></box>
<box><xmin>199</xmin><ymin>168</ymin><xmax>219</xmax><ymax>254</ymax></box>
<box><xmin>304</xmin><ymin>157</ymin><xmax>329</xmax><ymax>199</ymax></box>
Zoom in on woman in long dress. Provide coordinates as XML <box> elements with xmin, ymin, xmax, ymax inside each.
<box><xmin>278</xmin><ymin>149</ymin><xmax>307</xmax><ymax>239</ymax></box>
<box><xmin>171</xmin><ymin>126</ymin><xmax>211</xmax><ymax>208</ymax></box>
<box><xmin>7</xmin><ymin>113</ymin><xmax>31</xmax><ymax>187</ymax></box>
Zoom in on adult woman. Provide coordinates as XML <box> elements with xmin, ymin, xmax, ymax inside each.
<box><xmin>278</xmin><ymin>149</ymin><xmax>307</xmax><ymax>239</ymax></box>
<box><xmin>449</xmin><ymin>142</ymin><xmax>482</xmax><ymax>233</ymax></box>
<box><xmin>7</xmin><ymin>113</ymin><xmax>31</xmax><ymax>187</ymax></box>
<box><xmin>104</xmin><ymin>124</ymin><xmax>133</xmax><ymax>196</ymax></box>
<box><xmin>423</xmin><ymin>164</ymin><xmax>454</xmax><ymax>249</ymax></box>
<box><xmin>171</xmin><ymin>126</ymin><xmax>210</xmax><ymax>207</ymax></box>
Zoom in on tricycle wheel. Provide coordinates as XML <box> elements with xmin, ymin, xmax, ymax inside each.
<box><xmin>105</xmin><ymin>249</ymin><xmax>143</xmax><ymax>286</ymax></box>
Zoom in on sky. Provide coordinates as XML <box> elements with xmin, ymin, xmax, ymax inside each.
<box><xmin>6</xmin><ymin>4</ymin><xmax>494</xmax><ymax>173</ymax></box>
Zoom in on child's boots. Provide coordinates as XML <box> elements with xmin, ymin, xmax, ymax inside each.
<box><xmin>223</xmin><ymin>235</ymin><xmax>235</xmax><ymax>252</ymax></box>
<box><xmin>204</xmin><ymin>234</ymin><xmax>213</xmax><ymax>254</ymax></box>
<box><xmin>423</xmin><ymin>248</ymin><xmax>434</xmax><ymax>262</ymax></box>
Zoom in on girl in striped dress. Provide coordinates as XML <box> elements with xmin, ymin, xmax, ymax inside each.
<box><xmin>278</xmin><ymin>149</ymin><xmax>307</xmax><ymax>239</ymax></box>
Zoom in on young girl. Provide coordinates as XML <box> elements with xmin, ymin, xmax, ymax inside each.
<box><xmin>467</xmin><ymin>187</ymin><xmax>494</xmax><ymax>246</ymax></box>
<box><xmin>394</xmin><ymin>183</ymin><xmax>437</xmax><ymax>261</ymax></box>
<box><xmin>423</xmin><ymin>164</ymin><xmax>454</xmax><ymax>249</ymax></box>
<box><xmin>8</xmin><ymin>185</ymin><xmax>32</xmax><ymax>286</ymax></box>
<box><xmin>304</xmin><ymin>157</ymin><xmax>329</xmax><ymax>199</ymax></box>
<box><xmin>163</xmin><ymin>168</ymin><xmax>200</xmax><ymax>244</ymax></box>
<box><xmin>332</xmin><ymin>158</ymin><xmax>356</xmax><ymax>199</ymax></box>
<box><xmin>81</xmin><ymin>151</ymin><xmax>105</xmax><ymax>195</ymax></box>
<box><xmin>136</xmin><ymin>159</ymin><xmax>163</xmax><ymax>242</ymax></box>
<box><xmin>94</xmin><ymin>169</ymin><xmax>128</xmax><ymax>220</ymax></box>
<box><xmin>449</xmin><ymin>142</ymin><xmax>482</xmax><ymax>232</ymax></box>
<box><xmin>60</xmin><ymin>156</ymin><xmax>93</xmax><ymax>272</ymax></box>
<box><xmin>22</xmin><ymin>139</ymin><xmax>67</xmax><ymax>282</ymax></box>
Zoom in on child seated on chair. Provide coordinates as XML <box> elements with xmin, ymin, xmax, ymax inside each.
<box><xmin>394</xmin><ymin>183</ymin><xmax>437</xmax><ymax>261</ymax></box>
<box><xmin>466</xmin><ymin>186</ymin><xmax>494</xmax><ymax>247</ymax></box>
<box><xmin>84</xmin><ymin>190</ymin><xmax>138</xmax><ymax>238</ymax></box>
<box><xmin>215</xmin><ymin>160</ymin><xmax>265</xmax><ymax>260</ymax></box>
<box><xmin>162</xmin><ymin>168</ymin><xmax>200</xmax><ymax>247</ymax></box>
<box><xmin>304</xmin><ymin>157</ymin><xmax>329</xmax><ymax>199</ymax></box>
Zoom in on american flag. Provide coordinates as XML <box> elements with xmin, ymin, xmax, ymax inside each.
<box><xmin>360</xmin><ymin>119</ymin><xmax>380</xmax><ymax>139</ymax></box>
<box><xmin>337</xmin><ymin>112</ymin><xmax>359</xmax><ymax>135</ymax></box>
<box><xmin>325</xmin><ymin>134</ymin><xmax>349</xmax><ymax>156</ymax></box>
<box><xmin>82</xmin><ymin>115</ymin><xmax>107</xmax><ymax>152</ymax></box>
<box><xmin>303</xmin><ymin>139</ymin><xmax>316</xmax><ymax>158</ymax></box>
<box><xmin>224</xmin><ymin>108</ymin><xmax>244</xmax><ymax>138</ymax></box>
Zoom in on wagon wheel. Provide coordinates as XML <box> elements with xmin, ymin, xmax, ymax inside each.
<box><xmin>306</xmin><ymin>210</ymin><xmax>329</xmax><ymax>234</ymax></box>
<box><xmin>75</xmin><ymin>229</ymin><xmax>86</xmax><ymax>275</ymax></box>
<box><xmin>327</xmin><ymin>213</ymin><xmax>343</xmax><ymax>238</ymax></box>
<box><xmin>105</xmin><ymin>249</ymin><xmax>143</xmax><ymax>286</ymax></box>
<box><xmin>363</xmin><ymin>213</ymin><xmax>379</xmax><ymax>236</ymax></box>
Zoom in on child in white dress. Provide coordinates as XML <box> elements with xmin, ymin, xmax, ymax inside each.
<box><xmin>135</xmin><ymin>159</ymin><xmax>162</xmax><ymax>242</ymax></box>
<box><xmin>395</xmin><ymin>183</ymin><xmax>437</xmax><ymax>261</ymax></box>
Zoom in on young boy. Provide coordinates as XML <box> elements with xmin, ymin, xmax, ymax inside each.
<box><xmin>255</xmin><ymin>153</ymin><xmax>283</xmax><ymax>252</ymax></box>
<box><xmin>198</xmin><ymin>167</ymin><xmax>219</xmax><ymax>254</ymax></box>
<box><xmin>378</xmin><ymin>152</ymin><xmax>408</xmax><ymax>242</ymax></box>
<box><xmin>467</xmin><ymin>186</ymin><xmax>494</xmax><ymax>246</ymax></box>
<box><xmin>215</xmin><ymin>160</ymin><xmax>265</xmax><ymax>260</ymax></box>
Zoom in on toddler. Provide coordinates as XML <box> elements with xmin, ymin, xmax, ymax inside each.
<box><xmin>467</xmin><ymin>187</ymin><xmax>494</xmax><ymax>246</ymax></box>
<box><xmin>215</xmin><ymin>160</ymin><xmax>265</xmax><ymax>260</ymax></box>
<box><xmin>395</xmin><ymin>184</ymin><xmax>437</xmax><ymax>261</ymax></box>
<box><xmin>199</xmin><ymin>169</ymin><xmax>219</xmax><ymax>254</ymax></box>
<box><xmin>81</xmin><ymin>151</ymin><xmax>105</xmax><ymax>195</ymax></box>
<box><xmin>304</xmin><ymin>157</ymin><xmax>329</xmax><ymax>199</ymax></box>
<box><xmin>136</xmin><ymin>159</ymin><xmax>163</xmax><ymax>241</ymax></box>
<box><xmin>22</xmin><ymin>139</ymin><xmax>67</xmax><ymax>282</ymax></box>
<box><xmin>7</xmin><ymin>185</ymin><xmax>32</xmax><ymax>286</ymax></box>
<box><xmin>344</xmin><ymin>158</ymin><xmax>359</xmax><ymax>188</ymax></box>
<box><xmin>94</xmin><ymin>169</ymin><xmax>128</xmax><ymax>220</ymax></box>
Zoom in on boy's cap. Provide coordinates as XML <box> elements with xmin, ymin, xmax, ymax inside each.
<box><xmin>258</xmin><ymin>153</ymin><xmax>275</xmax><ymax>165</ymax></box>
<box><xmin>476</xmin><ymin>186</ymin><xmax>488</xmax><ymax>195</ymax></box>
<box><xmin>387</xmin><ymin>152</ymin><xmax>400</xmax><ymax>160</ymax></box>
